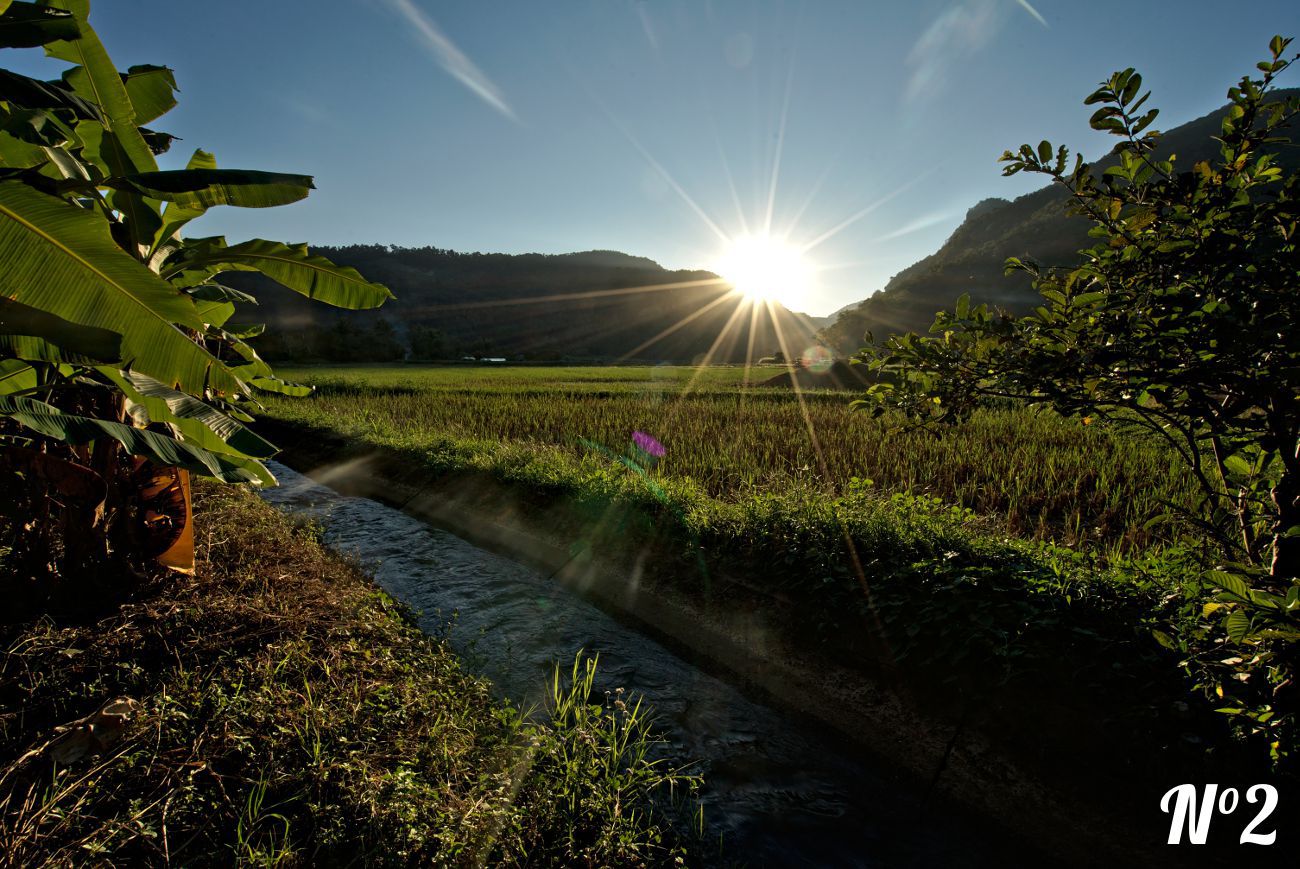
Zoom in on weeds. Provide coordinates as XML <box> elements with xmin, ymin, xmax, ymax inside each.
<box><xmin>0</xmin><ymin>484</ymin><xmax>695</xmax><ymax>866</ymax></box>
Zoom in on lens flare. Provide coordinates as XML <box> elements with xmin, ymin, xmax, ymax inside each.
<box><xmin>632</xmin><ymin>431</ymin><xmax>666</xmax><ymax>458</ymax></box>
<box><xmin>803</xmin><ymin>345</ymin><xmax>834</xmax><ymax>374</ymax></box>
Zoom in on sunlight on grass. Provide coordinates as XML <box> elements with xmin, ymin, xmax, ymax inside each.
<box><xmin>269</xmin><ymin>365</ymin><xmax>1197</xmax><ymax>554</ymax></box>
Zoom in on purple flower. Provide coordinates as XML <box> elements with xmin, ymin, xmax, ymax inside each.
<box><xmin>631</xmin><ymin>430</ymin><xmax>666</xmax><ymax>458</ymax></box>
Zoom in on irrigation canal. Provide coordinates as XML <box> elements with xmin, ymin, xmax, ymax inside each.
<box><xmin>261</xmin><ymin>461</ymin><xmax>1015</xmax><ymax>866</ymax></box>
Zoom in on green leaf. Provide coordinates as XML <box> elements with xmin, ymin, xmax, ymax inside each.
<box><xmin>150</xmin><ymin>148</ymin><xmax>217</xmax><ymax>253</ymax></box>
<box><xmin>211</xmin><ymin>327</ymin><xmax>272</xmax><ymax>379</ymax></box>
<box><xmin>0</xmin><ymin>68</ymin><xmax>100</xmax><ymax>119</ymax></box>
<box><xmin>1151</xmin><ymin>629</ymin><xmax>1177</xmax><ymax>650</ymax></box>
<box><xmin>249</xmin><ymin>375</ymin><xmax>312</xmax><ymax>397</ymax></box>
<box><xmin>3</xmin><ymin>108</ymin><xmax>77</xmax><ymax>148</ymax></box>
<box><xmin>0</xmin><ymin>180</ymin><xmax>242</xmax><ymax>396</ymax></box>
<box><xmin>955</xmin><ymin>293</ymin><xmax>969</xmax><ymax>319</ymax></box>
<box><xmin>1223</xmin><ymin>454</ymin><xmax>1253</xmax><ymax>478</ymax></box>
<box><xmin>0</xmin><ymin>1</ymin><xmax>78</xmax><ymax>48</ymax></box>
<box><xmin>1205</xmin><ymin>569</ymin><xmax>1251</xmax><ymax>601</ymax></box>
<box><xmin>98</xmin><ymin>368</ymin><xmax>277</xmax><ymax>460</ymax></box>
<box><xmin>185</xmin><ymin>282</ymin><xmax>256</xmax><ymax>305</ymax></box>
<box><xmin>0</xmin><ymin>393</ymin><xmax>264</xmax><ymax>483</ymax></box>
<box><xmin>0</xmin><ymin>296</ymin><xmax>120</xmax><ymax>361</ymax></box>
<box><xmin>1119</xmin><ymin>72</ymin><xmax>1142</xmax><ymax>105</ymax></box>
<box><xmin>0</xmin><ymin>358</ymin><xmax>37</xmax><ymax>394</ymax></box>
<box><xmin>1225</xmin><ymin>609</ymin><xmax>1251</xmax><ymax>643</ymax></box>
<box><xmin>45</xmin><ymin>1</ymin><xmax>156</xmax><ymax>174</ymax></box>
<box><xmin>75</xmin><ymin>121</ymin><xmax>163</xmax><ymax>247</ymax></box>
<box><xmin>224</xmin><ymin>322</ymin><xmax>264</xmax><ymax>339</ymax></box>
<box><xmin>120</xmin><ymin>64</ymin><xmax>175</xmax><ymax>125</ymax></box>
<box><xmin>40</xmin><ymin>139</ymin><xmax>89</xmax><ymax>180</ymax></box>
<box><xmin>116</xmin><ymin>168</ymin><xmax>314</xmax><ymax>210</ymax></box>
<box><xmin>184</xmin><ymin>148</ymin><xmax>217</xmax><ymax>172</ymax></box>
<box><xmin>192</xmin><ymin>297</ymin><xmax>234</xmax><ymax>327</ymax></box>
<box><xmin>171</xmin><ymin>237</ymin><xmax>393</xmax><ymax>310</ymax></box>
<box><xmin>0</xmin><ymin>334</ymin><xmax>101</xmax><ymax>364</ymax></box>
<box><xmin>0</xmin><ymin>130</ymin><xmax>48</xmax><ymax>168</ymax></box>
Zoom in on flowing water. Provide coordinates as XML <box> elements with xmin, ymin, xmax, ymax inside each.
<box><xmin>261</xmin><ymin>461</ymin><xmax>1008</xmax><ymax>866</ymax></box>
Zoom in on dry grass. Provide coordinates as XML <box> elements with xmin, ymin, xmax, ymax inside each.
<box><xmin>0</xmin><ymin>483</ymin><xmax>693</xmax><ymax>867</ymax></box>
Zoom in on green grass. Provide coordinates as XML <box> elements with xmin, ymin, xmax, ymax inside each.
<box><xmin>268</xmin><ymin>364</ymin><xmax>1198</xmax><ymax>555</ymax></box>
<box><xmin>255</xmin><ymin>362</ymin><xmax>1212</xmax><ymax>688</ymax></box>
<box><xmin>278</xmin><ymin>363</ymin><xmax>762</xmax><ymax>392</ymax></box>
<box><xmin>0</xmin><ymin>483</ymin><xmax>698</xmax><ymax>866</ymax></box>
<box><xmin>255</xmin><ymin>363</ymin><xmax>1227</xmax><ymax>789</ymax></box>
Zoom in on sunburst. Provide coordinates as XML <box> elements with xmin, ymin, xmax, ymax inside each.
<box><xmin>711</xmin><ymin>233</ymin><xmax>814</xmax><ymax>310</ymax></box>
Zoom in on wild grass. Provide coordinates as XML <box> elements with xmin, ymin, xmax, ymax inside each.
<box><xmin>268</xmin><ymin>364</ymin><xmax>1198</xmax><ymax>555</ymax></box>
<box><xmin>0</xmin><ymin>483</ymin><xmax>696</xmax><ymax>866</ymax></box>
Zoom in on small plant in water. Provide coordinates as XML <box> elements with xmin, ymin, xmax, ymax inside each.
<box><xmin>532</xmin><ymin>651</ymin><xmax>702</xmax><ymax>862</ymax></box>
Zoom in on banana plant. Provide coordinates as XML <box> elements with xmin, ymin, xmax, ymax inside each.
<box><xmin>0</xmin><ymin>1</ymin><xmax>391</xmax><ymax>601</ymax></box>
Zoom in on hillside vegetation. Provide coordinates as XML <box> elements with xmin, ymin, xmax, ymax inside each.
<box><xmin>236</xmin><ymin>248</ymin><xmax>824</xmax><ymax>364</ymax></box>
<box><xmin>820</xmin><ymin>88</ymin><xmax>1300</xmax><ymax>354</ymax></box>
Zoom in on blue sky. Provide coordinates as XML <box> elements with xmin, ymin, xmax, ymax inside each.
<box><xmin>8</xmin><ymin>1</ymin><xmax>1298</xmax><ymax>315</ymax></box>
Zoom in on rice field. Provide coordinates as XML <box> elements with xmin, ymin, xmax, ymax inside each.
<box><xmin>261</xmin><ymin>365</ymin><xmax>1198</xmax><ymax>554</ymax></box>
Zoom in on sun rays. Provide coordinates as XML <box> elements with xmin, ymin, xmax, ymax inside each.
<box><xmin>370</xmin><ymin>0</ymin><xmax>972</xmax><ymax>662</ymax></box>
<box><xmin>711</xmin><ymin>233</ymin><xmax>813</xmax><ymax>309</ymax></box>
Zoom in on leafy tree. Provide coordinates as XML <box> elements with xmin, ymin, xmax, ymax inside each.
<box><xmin>0</xmin><ymin>1</ymin><xmax>391</xmax><ymax>606</ymax></box>
<box><xmin>409</xmin><ymin>323</ymin><xmax>451</xmax><ymax>360</ymax></box>
<box><xmin>858</xmin><ymin>37</ymin><xmax>1300</xmax><ymax>761</ymax></box>
<box><xmin>368</xmin><ymin>318</ymin><xmax>405</xmax><ymax>362</ymax></box>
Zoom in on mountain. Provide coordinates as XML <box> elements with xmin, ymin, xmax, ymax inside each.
<box><xmin>790</xmin><ymin>310</ymin><xmax>836</xmax><ymax>330</ymax></box>
<box><xmin>234</xmin><ymin>247</ymin><xmax>822</xmax><ymax>364</ymax></box>
<box><xmin>819</xmin><ymin>89</ymin><xmax>1300</xmax><ymax>355</ymax></box>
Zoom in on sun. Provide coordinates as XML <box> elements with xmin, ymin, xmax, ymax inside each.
<box><xmin>712</xmin><ymin>233</ymin><xmax>813</xmax><ymax>309</ymax></box>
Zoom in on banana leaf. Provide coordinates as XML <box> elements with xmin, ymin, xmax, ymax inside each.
<box><xmin>0</xmin><ymin>358</ymin><xmax>37</xmax><ymax>394</ymax></box>
<box><xmin>45</xmin><ymin>1</ymin><xmax>154</xmax><ymax>173</ymax></box>
<box><xmin>121</xmin><ymin>64</ymin><xmax>175</xmax><ymax>125</ymax></box>
<box><xmin>166</xmin><ymin>236</ymin><xmax>393</xmax><ymax>309</ymax></box>
<box><xmin>99</xmin><ymin>367</ymin><xmax>278</xmax><ymax>460</ymax></box>
<box><xmin>0</xmin><ymin>393</ymin><xmax>267</xmax><ymax>483</ymax></box>
<box><xmin>0</xmin><ymin>295</ymin><xmax>121</xmax><ymax>361</ymax></box>
<box><xmin>0</xmin><ymin>68</ymin><xmax>101</xmax><ymax>119</ymax></box>
<box><xmin>0</xmin><ymin>180</ymin><xmax>244</xmax><ymax>396</ymax></box>
<box><xmin>0</xmin><ymin>2</ymin><xmax>78</xmax><ymax>49</ymax></box>
<box><xmin>116</xmin><ymin>168</ymin><xmax>313</xmax><ymax>210</ymax></box>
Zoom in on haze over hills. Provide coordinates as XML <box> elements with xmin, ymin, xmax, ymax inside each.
<box><xmin>819</xmin><ymin>88</ymin><xmax>1300</xmax><ymax>356</ymax></box>
<box><xmin>239</xmin><ymin>247</ymin><xmax>823</xmax><ymax>364</ymax></box>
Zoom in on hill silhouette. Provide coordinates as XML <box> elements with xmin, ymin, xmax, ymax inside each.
<box><xmin>819</xmin><ymin>88</ymin><xmax>1300</xmax><ymax>355</ymax></box>
<box><xmin>236</xmin><ymin>247</ymin><xmax>822</xmax><ymax>363</ymax></box>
